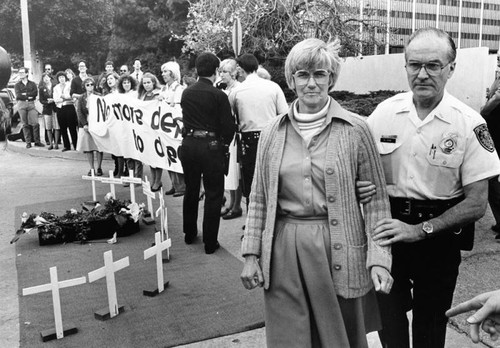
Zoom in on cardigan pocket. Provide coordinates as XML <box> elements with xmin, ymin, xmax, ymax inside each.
<box><xmin>347</xmin><ymin>244</ymin><xmax>371</xmax><ymax>289</ymax></box>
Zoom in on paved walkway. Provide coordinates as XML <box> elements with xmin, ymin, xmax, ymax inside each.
<box><xmin>0</xmin><ymin>139</ymin><xmax>487</xmax><ymax>347</ymax></box>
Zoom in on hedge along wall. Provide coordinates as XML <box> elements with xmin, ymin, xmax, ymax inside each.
<box><xmin>334</xmin><ymin>46</ymin><xmax>493</xmax><ymax>113</ymax></box>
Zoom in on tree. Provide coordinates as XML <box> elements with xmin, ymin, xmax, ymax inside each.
<box><xmin>177</xmin><ymin>0</ymin><xmax>386</xmax><ymax>60</ymax></box>
<box><xmin>0</xmin><ymin>0</ymin><xmax>113</xmax><ymax>72</ymax></box>
<box><xmin>108</xmin><ymin>0</ymin><xmax>189</xmax><ymax>75</ymax></box>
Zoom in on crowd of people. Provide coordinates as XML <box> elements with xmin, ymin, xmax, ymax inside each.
<box><xmin>12</xmin><ymin>26</ymin><xmax>500</xmax><ymax>347</ymax></box>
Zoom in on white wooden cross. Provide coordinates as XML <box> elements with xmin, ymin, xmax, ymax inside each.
<box><xmin>101</xmin><ymin>170</ymin><xmax>123</xmax><ymax>198</ymax></box>
<box><xmin>121</xmin><ymin>169</ymin><xmax>142</xmax><ymax>203</ymax></box>
<box><xmin>142</xmin><ymin>176</ymin><xmax>156</xmax><ymax>224</ymax></box>
<box><xmin>22</xmin><ymin>266</ymin><xmax>86</xmax><ymax>340</ymax></box>
<box><xmin>81</xmin><ymin>169</ymin><xmax>102</xmax><ymax>202</ymax></box>
<box><xmin>143</xmin><ymin>231</ymin><xmax>171</xmax><ymax>296</ymax></box>
<box><xmin>155</xmin><ymin>188</ymin><xmax>170</xmax><ymax>260</ymax></box>
<box><xmin>88</xmin><ymin>250</ymin><xmax>129</xmax><ymax>319</ymax></box>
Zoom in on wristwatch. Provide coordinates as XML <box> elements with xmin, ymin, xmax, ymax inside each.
<box><xmin>422</xmin><ymin>221</ymin><xmax>434</xmax><ymax>237</ymax></box>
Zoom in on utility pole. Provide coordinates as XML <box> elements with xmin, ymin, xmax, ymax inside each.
<box><xmin>20</xmin><ymin>0</ymin><xmax>32</xmax><ymax>72</ymax></box>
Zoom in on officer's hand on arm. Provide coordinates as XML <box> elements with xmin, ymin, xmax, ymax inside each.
<box><xmin>370</xmin><ymin>266</ymin><xmax>393</xmax><ymax>294</ymax></box>
<box><xmin>356</xmin><ymin>180</ymin><xmax>376</xmax><ymax>204</ymax></box>
<box><xmin>446</xmin><ymin>290</ymin><xmax>500</xmax><ymax>343</ymax></box>
<box><xmin>372</xmin><ymin>218</ymin><xmax>425</xmax><ymax>246</ymax></box>
<box><xmin>240</xmin><ymin>255</ymin><xmax>264</xmax><ymax>290</ymax></box>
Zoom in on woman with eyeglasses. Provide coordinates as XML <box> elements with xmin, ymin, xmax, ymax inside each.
<box><xmin>240</xmin><ymin>38</ymin><xmax>393</xmax><ymax>347</ymax></box>
<box><xmin>76</xmin><ymin>77</ymin><xmax>103</xmax><ymax>176</ymax></box>
<box><xmin>53</xmin><ymin>71</ymin><xmax>78</xmax><ymax>151</ymax></box>
<box><xmin>218</xmin><ymin>58</ymin><xmax>243</xmax><ymax>220</ymax></box>
<box><xmin>138</xmin><ymin>72</ymin><xmax>163</xmax><ymax>192</ymax></box>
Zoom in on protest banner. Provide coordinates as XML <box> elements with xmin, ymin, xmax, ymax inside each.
<box><xmin>88</xmin><ymin>93</ymin><xmax>184</xmax><ymax>173</ymax></box>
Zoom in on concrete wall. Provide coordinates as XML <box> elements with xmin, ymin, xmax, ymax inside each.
<box><xmin>335</xmin><ymin>47</ymin><xmax>494</xmax><ymax>112</ymax></box>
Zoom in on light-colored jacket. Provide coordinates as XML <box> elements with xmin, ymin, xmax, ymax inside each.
<box><xmin>241</xmin><ymin>98</ymin><xmax>392</xmax><ymax>298</ymax></box>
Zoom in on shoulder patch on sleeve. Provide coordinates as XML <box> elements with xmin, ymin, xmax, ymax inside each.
<box><xmin>474</xmin><ymin>123</ymin><xmax>495</xmax><ymax>153</ymax></box>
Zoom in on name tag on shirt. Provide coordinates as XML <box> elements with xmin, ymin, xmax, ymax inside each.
<box><xmin>380</xmin><ymin>135</ymin><xmax>397</xmax><ymax>143</ymax></box>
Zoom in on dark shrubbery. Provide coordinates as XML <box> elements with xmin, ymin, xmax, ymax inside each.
<box><xmin>330</xmin><ymin>90</ymin><xmax>404</xmax><ymax>116</ymax></box>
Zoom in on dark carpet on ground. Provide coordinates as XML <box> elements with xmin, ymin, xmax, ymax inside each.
<box><xmin>15</xmin><ymin>196</ymin><xmax>264</xmax><ymax>348</ymax></box>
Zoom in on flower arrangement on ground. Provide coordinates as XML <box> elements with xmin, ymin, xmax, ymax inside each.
<box><xmin>11</xmin><ymin>193</ymin><xmax>145</xmax><ymax>245</ymax></box>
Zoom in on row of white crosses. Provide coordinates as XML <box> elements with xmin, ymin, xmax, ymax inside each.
<box><xmin>22</xmin><ymin>232</ymin><xmax>171</xmax><ymax>342</ymax></box>
<box><xmin>22</xmin><ymin>171</ymin><xmax>174</xmax><ymax>341</ymax></box>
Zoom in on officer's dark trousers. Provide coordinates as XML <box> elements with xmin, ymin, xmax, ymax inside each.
<box><xmin>180</xmin><ymin>136</ymin><xmax>225</xmax><ymax>249</ymax></box>
<box><xmin>377</xmin><ymin>221</ymin><xmax>461</xmax><ymax>348</ymax></box>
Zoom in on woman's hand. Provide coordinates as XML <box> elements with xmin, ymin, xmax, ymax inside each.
<box><xmin>241</xmin><ymin>255</ymin><xmax>264</xmax><ymax>290</ymax></box>
<box><xmin>371</xmin><ymin>266</ymin><xmax>393</xmax><ymax>294</ymax></box>
<box><xmin>356</xmin><ymin>180</ymin><xmax>376</xmax><ymax>204</ymax></box>
<box><xmin>83</xmin><ymin>125</ymin><xmax>89</xmax><ymax>133</ymax></box>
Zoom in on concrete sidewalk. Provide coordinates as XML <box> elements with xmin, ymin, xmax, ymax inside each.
<box><xmin>1</xmin><ymin>139</ymin><xmax>485</xmax><ymax>348</ymax></box>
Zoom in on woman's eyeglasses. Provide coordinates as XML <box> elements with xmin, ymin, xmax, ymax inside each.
<box><xmin>293</xmin><ymin>69</ymin><xmax>330</xmax><ymax>85</ymax></box>
<box><xmin>85</xmin><ymin>83</ymin><xmax>94</xmax><ymax>86</ymax></box>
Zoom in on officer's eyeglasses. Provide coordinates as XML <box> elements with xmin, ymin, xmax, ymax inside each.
<box><xmin>293</xmin><ymin>69</ymin><xmax>330</xmax><ymax>85</ymax></box>
<box><xmin>405</xmin><ymin>61</ymin><xmax>450</xmax><ymax>76</ymax></box>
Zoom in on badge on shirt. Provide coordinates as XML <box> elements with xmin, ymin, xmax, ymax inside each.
<box><xmin>439</xmin><ymin>132</ymin><xmax>458</xmax><ymax>154</ymax></box>
<box><xmin>380</xmin><ymin>135</ymin><xmax>397</xmax><ymax>143</ymax></box>
<box><xmin>474</xmin><ymin>123</ymin><xmax>495</xmax><ymax>153</ymax></box>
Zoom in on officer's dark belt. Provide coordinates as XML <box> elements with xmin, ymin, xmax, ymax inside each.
<box><xmin>241</xmin><ymin>131</ymin><xmax>261</xmax><ymax>142</ymax></box>
<box><xmin>389</xmin><ymin>196</ymin><xmax>464</xmax><ymax>219</ymax></box>
<box><xmin>389</xmin><ymin>195</ymin><xmax>474</xmax><ymax>250</ymax></box>
<box><xmin>185</xmin><ymin>129</ymin><xmax>218</xmax><ymax>138</ymax></box>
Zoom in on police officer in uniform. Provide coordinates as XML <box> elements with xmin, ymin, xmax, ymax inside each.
<box><xmin>360</xmin><ymin>27</ymin><xmax>500</xmax><ymax>348</ymax></box>
<box><xmin>180</xmin><ymin>52</ymin><xmax>236</xmax><ymax>254</ymax></box>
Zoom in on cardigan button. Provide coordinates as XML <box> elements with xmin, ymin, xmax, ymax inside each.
<box><xmin>328</xmin><ymin>196</ymin><xmax>335</xmax><ymax>202</ymax></box>
<box><xmin>334</xmin><ymin>243</ymin><xmax>342</xmax><ymax>250</ymax></box>
<box><xmin>326</xmin><ymin>168</ymin><xmax>334</xmax><ymax>175</ymax></box>
<box><xmin>330</xmin><ymin>219</ymin><xmax>338</xmax><ymax>226</ymax></box>
<box><xmin>334</xmin><ymin>265</ymin><xmax>342</xmax><ymax>270</ymax></box>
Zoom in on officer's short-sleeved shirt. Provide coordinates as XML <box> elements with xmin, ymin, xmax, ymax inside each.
<box><xmin>367</xmin><ymin>91</ymin><xmax>500</xmax><ymax>200</ymax></box>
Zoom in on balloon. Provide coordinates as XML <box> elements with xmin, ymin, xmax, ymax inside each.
<box><xmin>0</xmin><ymin>46</ymin><xmax>12</xmax><ymax>89</ymax></box>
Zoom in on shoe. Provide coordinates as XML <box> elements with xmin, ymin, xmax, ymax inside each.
<box><xmin>173</xmin><ymin>191</ymin><xmax>185</xmax><ymax>197</ymax></box>
<box><xmin>205</xmin><ymin>242</ymin><xmax>220</xmax><ymax>254</ymax></box>
<box><xmin>34</xmin><ymin>142</ymin><xmax>45</xmax><ymax>147</ymax></box>
<box><xmin>54</xmin><ymin>145</ymin><xmax>59</xmax><ymax>150</ymax></box>
<box><xmin>492</xmin><ymin>225</ymin><xmax>500</xmax><ymax>233</ymax></box>
<box><xmin>221</xmin><ymin>207</ymin><xmax>231</xmax><ymax>216</ymax></box>
<box><xmin>164</xmin><ymin>187</ymin><xmax>175</xmax><ymax>195</ymax></box>
<box><xmin>48</xmin><ymin>145</ymin><xmax>53</xmax><ymax>150</ymax></box>
<box><xmin>222</xmin><ymin>210</ymin><xmax>243</xmax><ymax>220</ymax></box>
<box><xmin>87</xmin><ymin>170</ymin><xmax>92</xmax><ymax>176</ymax></box>
<box><xmin>26</xmin><ymin>143</ymin><xmax>31</xmax><ymax>148</ymax></box>
<box><xmin>151</xmin><ymin>183</ymin><xmax>163</xmax><ymax>192</ymax></box>
<box><xmin>96</xmin><ymin>168</ymin><xmax>103</xmax><ymax>176</ymax></box>
<box><xmin>62</xmin><ymin>148</ymin><xmax>70</xmax><ymax>152</ymax></box>
<box><xmin>184</xmin><ymin>234</ymin><xmax>197</xmax><ymax>245</ymax></box>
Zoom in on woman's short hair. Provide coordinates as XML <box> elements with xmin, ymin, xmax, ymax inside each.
<box><xmin>161</xmin><ymin>61</ymin><xmax>181</xmax><ymax>82</ymax></box>
<box><xmin>117</xmin><ymin>74</ymin><xmax>138</xmax><ymax>93</ymax></box>
<box><xmin>55</xmin><ymin>71</ymin><xmax>68</xmax><ymax>82</ymax></box>
<box><xmin>284</xmin><ymin>38</ymin><xmax>342</xmax><ymax>92</ymax></box>
<box><xmin>219</xmin><ymin>59</ymin><xmax>238</xmax><ymax>79</ymax></box>
<box><xmin>82</xmin><ymin>77</ymin><xmax>95</xmax><ymax>86</ymax></box>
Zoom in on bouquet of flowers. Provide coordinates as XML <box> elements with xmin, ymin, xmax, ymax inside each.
<box><xmin>11</xmin><ymin>193</ymin><xmax>145</xmax><ymax>245</ymax></box>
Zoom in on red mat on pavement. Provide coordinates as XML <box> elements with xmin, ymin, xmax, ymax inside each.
<box><xmin>14</xmin><ymin>196</ymin><xmax>264</xmax><ymax>347</ymax></box>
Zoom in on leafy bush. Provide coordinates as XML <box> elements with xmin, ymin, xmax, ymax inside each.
<box><xmin>331</xmin><ymin>90</ymin><xmax>404</xmax><ymax>116</ymax></box>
